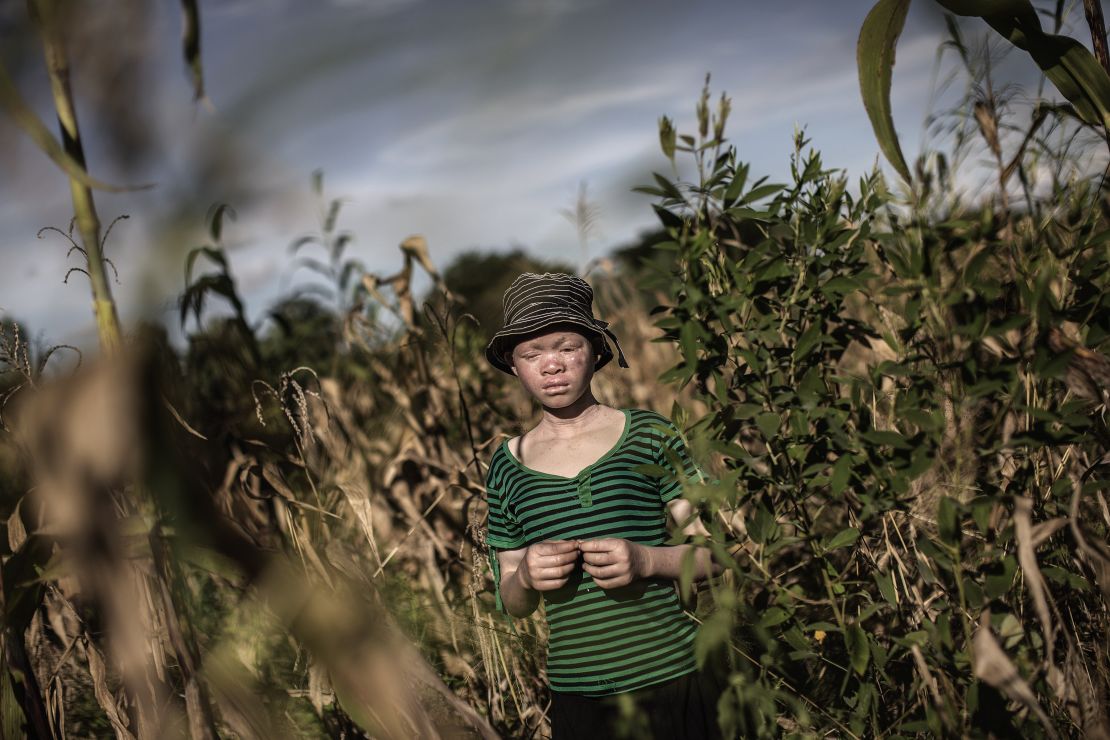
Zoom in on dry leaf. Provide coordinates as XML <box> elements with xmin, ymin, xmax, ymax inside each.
<box><xmin>1014</xmin><ymin>496</ymin><xmax>1055</xmax><ymax>667</ymax></box>
<box><xmin>972</xmin><ymin>610</ymin><xmax>1059</xmax><ymax>740</ymax></box>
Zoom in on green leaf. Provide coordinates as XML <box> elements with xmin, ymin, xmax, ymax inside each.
<box><xmin>747</xmin><ymin>505</ymin><xmax>779</xmax><ymax>545</ymax></box>
<box><xmin>830</xmin><ymin>455</ymin><xmax>853</xmax><ymax>495</ymax></box>
<box><xmin>679</xmin><ymin>320</ymin><xmax>699</xmax><ymax>367</ymax></box>
<box><xmin>844</xmin><ymin>623</ymin><xmax>871</xmax><ymax>675</ymax></box>
<box><xmin>738</xmin><ymin>183</ymin><xmax>787</xmax><ymax>204</ymax></box>
<box><xmin>875</xmin><ymin>570</ymin><xmax>898</xmax><ymax>605</ymax></box>
<box><xmin>756</xmin><ymin>412</ymin><xmax>780</xmax><ymax>440</ymax></box>
<box><xmin>823</xmin><ymin>275</ymin><xmax>862</xmax><ymax>297</ymax></box>
<box><xmin>180</xmin><ymin>0</ymin><xmax>205</xmax><ymax>102</ymax></box>
<box><xmin>794</xmin><ymin>323</ymin><xmax>825</xmax><ymax>360</ymax></box>
<box><xmin>964</xmin><ymin>579</ymin><xmax>985</xmax><ymax>608</ymax></box>
<box><xmin>759</xmin><ymin>606</ymin><xmax>790</xmax><ymax>629</ymax></box>
<box><xmin>937</xmin><ymin>0</ymin><xmax>1110</xmax><ymax>129</ymax></box>
<box><xmin>1041</xmin><ymin>565</ymin><xmax>1091</xmax><ymax>591</ymax></box>
<box><xmin>289</xmin><ymin>235</ymin><xmax>324</xmax><ymax>255</ymax></box>
<box><xmin>678</xmin><ymin>546</ymin><xmax>698</xmax><ymax>601</ymax></box>
<box><xmin>938</xmin><ymin>496</ymin><xmax>958</xmax><ymax>546</ymax></box>
<box><xmin>825</xmin><ymin>527</ymin><xmax>860</xmax><ymax>551</ymax></box>
<box><xmin>658</xmin><ymin>115</ymin><xmax>677</xmax><ymax>163</ymax></box>
<box><xmin>916</xmin><ymin>553</ymin><xmax>938</xmax><ymax>584</ymax></box>
<box><xmin>325</xmin><ymin>199</ymin><xmax>343</xmax><ymax>233</ymax></box>
<box><xmin>995</xmin><ymin>611</ymin><xmax>1024</xmax><ymax>649</ymax></box>
<box><xmin>725</xmin><ymin>206</ymin><xmax>774</xmax><ymax>222</ymax></box>
<box><xmin>783</xmin><ymin>626</ymin><xmax>812</xmax><ymax>653</ymax></box>
<box><xmin>694</xmin><ymin>608</ymin><xmax>733</xmax><ymax>668</ymax></box>
<box><xmin>876</xmin><ymin>360</ymin><xmax>912</xmax><ymax>377</ymax></box>
<box><xmin>652</xmin><ymin>173</ymin><xmax>685</xmax><ymax>201</ymax></box>
<box><xmin>857</xmin><ymin>0</ymin><xmax>913</xmax><ymax>183</ymax></box>
<box><xmin>207</xmin><ymin>203</ymin><xmax>236</xmax><ymax>242</ymax></box>
<box><xmin>293</xmin><ymin>257</ymin><xmax>336</xmax><ymax>280</ymax></box>
<box><xmin>723</xmin><ymin>163</ymin><xmax>750</xmax><ymax>205</ymax></box>
<box><xmin>733</xmin><ymin>403</ymin><xmax>763</xmax><ymax>419</ymax></box>
<box><xmin>971</xmin><ymin>498</ymin><xmax>994</xmax><ymax>535</ymax></box>
<box><xmin>184</xmin><ymin>246</ymin><xmax>227</xmax><ymax>285</ymax></box>
<box><xmin>652</xmin><ymin>203</ymin><xmax>685</xmax><ymax>231</ymax></box>
<box><xmin>860</xmin><ymin>429</ymin><xmax>909</xmax><ymax>448</ymax></box>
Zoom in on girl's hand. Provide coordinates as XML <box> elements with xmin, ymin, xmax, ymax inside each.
<box><xmin>578</xmin><ymin>538</ymin><xmax>652</xmax><ymax>589</ymax></box>
<box><xmin>518</xmin><ymin>540</ymin><xmax>580</xmax><ymax>592</ymax></box>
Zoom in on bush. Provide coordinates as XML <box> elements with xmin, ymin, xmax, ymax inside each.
<box><xmin>645</xmin><ymin>84</ymin><xmax>1110</xmax><ymax>738</ymax></box>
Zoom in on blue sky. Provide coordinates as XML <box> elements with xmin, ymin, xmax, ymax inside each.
<box><xmin>0</xmin><ymin>0</ymin><xmax>1099</xmax><ymax>347</ymax></box>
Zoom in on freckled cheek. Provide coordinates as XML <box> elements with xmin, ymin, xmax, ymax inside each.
<box><xmin>517</xmin><ymin>353</ymin><xmax>590</xmax><ymax>385</ymax></box>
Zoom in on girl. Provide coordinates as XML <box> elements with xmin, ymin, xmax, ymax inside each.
<box><xmin>483</xmin><ymin>272</ymin><xmax>725</xmax><ymax>739</ymax></box>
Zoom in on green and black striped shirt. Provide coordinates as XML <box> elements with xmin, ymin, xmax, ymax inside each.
<box><xmin>485</xmin><ymin>408</ymin><xmax>704</xmax><ymax>696</ymax></box>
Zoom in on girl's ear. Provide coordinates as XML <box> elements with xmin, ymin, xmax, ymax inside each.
<box><xmin>591</xmin><ymin>336</ymin><xmax>605</xmax><ymax>365</ymax></box>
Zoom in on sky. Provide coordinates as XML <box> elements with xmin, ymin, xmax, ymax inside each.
<box><xmin>0</xmin><ymin>0</ymin><xmax>1102</xmax><ymax>349</ymax></box>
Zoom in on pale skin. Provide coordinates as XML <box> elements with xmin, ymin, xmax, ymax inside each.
<box><xmin>494</xmin><ymin>326</ymin><xmax>722</xmax><ymax>619</ymax></box>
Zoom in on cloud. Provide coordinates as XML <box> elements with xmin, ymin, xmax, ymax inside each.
<box><xmin>2</xmin><ymin>1</ymin><xmax>960</xmax><ymax>346</ymax></box>
<box><xmin>376</xmin><ymin>78</ymin><xmax>683</xmax><ymax>170</ymax></box>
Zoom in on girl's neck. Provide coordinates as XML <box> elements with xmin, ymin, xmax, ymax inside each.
<box><xmin>537</xmin><ymin>390</ymin><xmax>605</xmax><ymax>435</ymax></box>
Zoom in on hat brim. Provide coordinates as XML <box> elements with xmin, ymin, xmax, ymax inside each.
<box><xmin>485</xmin><ymin>317</ymin><xmax>613</xmax><ymax>375</ymax></box>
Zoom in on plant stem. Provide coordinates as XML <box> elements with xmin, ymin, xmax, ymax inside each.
<box><xmin>1083</xmin><ymin>0</ymin><xmax>1110</xmax><ymax>76</ymax></box>
<box><xmin>32</xmin><ymin>0</ymin><xmax>122</xmax><ymax>352</ymax></box>
<box><xmin>1080</xmin><ymin>0</ymin><xmax>1110</xmax><ymax>163</ymax></box>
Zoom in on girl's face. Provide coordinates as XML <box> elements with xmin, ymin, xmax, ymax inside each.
<box><xmin>509</xmin><ymin>329</ymin><xmax>597</xmax><ymax>407</ymax></box>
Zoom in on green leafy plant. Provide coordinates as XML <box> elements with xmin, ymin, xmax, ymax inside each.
<box><xmin>644</xmin><ymin>81</ymin><xmax>1109</xmax><ymax>738</ymax></box>
<box><xmin>180</xmin><ymin>204</ymin><xmax>261</xmax><ymax>367</ymax></box>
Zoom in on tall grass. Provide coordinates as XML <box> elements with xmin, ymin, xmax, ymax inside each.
<box><xmin>0</xmin><ymin>164</ymin><xmax>706</xmax><ymax>737</ymax></box>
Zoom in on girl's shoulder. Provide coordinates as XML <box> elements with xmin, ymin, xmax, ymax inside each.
<box><xmin>625</xmin><ymin>409</ymin><xmax>687</xmax><ymax>455</ymax></box>
<box><xmin>628</xmin><ymin>406</ymin><xmax>668</xmax><ymax>421</ymax></box>
<box><xmin>487</xmin><ymin>435</ymin><xmax>511</xmax><ymax>466</ymax></box>
<box><xmin>626</xmin><ymin>407</ymin><xmax>678</xmax><ymax>430</ymax></box>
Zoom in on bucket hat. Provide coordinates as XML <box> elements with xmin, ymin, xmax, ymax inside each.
<box><xmin>484</xmin><ymin>272</ymin><xmax>629</xmax><ymax>375</ymax></box>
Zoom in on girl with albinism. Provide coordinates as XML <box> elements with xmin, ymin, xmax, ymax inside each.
<box><xmin>483</xmin><ymin>272</ymin><xmax>726</xmax><ymax>739</ymax></box>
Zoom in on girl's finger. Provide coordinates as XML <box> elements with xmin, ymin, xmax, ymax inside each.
<box><xmin>577</xmin><ymin>538</ymin><xmax>617</xmax><ymax>553</ymax></box>
<box><xmin>542</xmin><ymin>551</ymin><xmax>580</xmax><ymax>566</ymax></box>
<box><xmin>591</xmin><ymin>575</ymin><xmax>628</xmax><ymax>589</ymax></box>
<box><xmin>581</xmin><ymin>551</ymin><xmax>615</xmax><ymax>566</ymax></box>
<box><xmin>534</xmin><ymin>578</ymin><xmax>569</xmax><ymax>591</ymax></box>
<box><xmin>583</xmin><ymin>563</ymin><xmax>625</xmax><ymax>579</ymax></box>
<box><xmin>535</xmin><ymin>540</ymin><xmax>579</xmax><ymax>556</ymax></box>
<box><xmin>534</xmin><ymin>563</ymin><xmax>575</xmax><ymax>580</ymax></box>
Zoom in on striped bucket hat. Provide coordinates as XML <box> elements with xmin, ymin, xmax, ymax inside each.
<box><xmin>484</xmin><ymin>272</ymin><xmax>629</xmax><ymax>375</ymax></box>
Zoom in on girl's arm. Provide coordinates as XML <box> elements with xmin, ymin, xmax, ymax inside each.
<box><xmin>651</xmin><ymin>497</ymin><xmax>723</xmax><ymax>583</ymax></box>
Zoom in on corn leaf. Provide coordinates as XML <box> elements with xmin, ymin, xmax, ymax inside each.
<box><xmin>857</xmin><ymin>0</ymin><xmax>913</xmax><ymax>183</ymax></box>
<box><xmin>935</xmin><ymin>0</ymin><xmax>1110</xmax><ymax>128</ymax></box>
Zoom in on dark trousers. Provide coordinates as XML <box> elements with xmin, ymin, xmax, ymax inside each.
<box><xmin>548</xmin><ymin>668</ymin><xmax>725</xmax><ymax>740</ymax></box>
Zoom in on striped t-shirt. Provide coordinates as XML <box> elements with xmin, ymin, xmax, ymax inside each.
<box><xmin>485</xmin><ymin>408</ymin><xmax>705</xmax><ymax>696</ymax></box>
